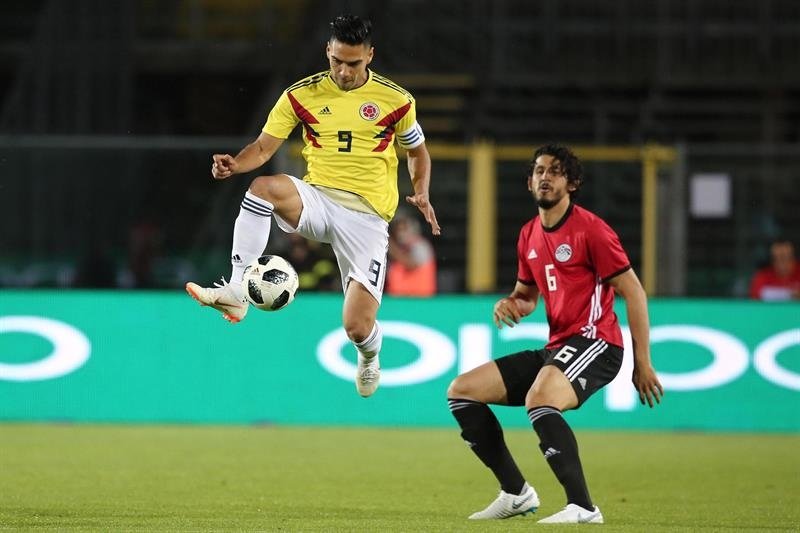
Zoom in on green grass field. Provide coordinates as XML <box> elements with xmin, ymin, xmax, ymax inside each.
<box><xmin>1</xmin><ymin>424</ymin><xmax>798</xmax><ymax>532</ymax></box>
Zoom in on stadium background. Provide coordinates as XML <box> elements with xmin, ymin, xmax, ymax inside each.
<box><xmin>2</xmin><ymin>0</ymin><xmax>798</xmax><ymax>440</ymax></box>
<box><xmin>0</xmin><ymin>1</ymin><xmax>798</xmax><ymax>530</ymax></box>
<box><xmin>2</xmin><ymin>0</ymin><xmax>799</xmax><ymax>296</ymax></box>
<box><xmin>0</xmin><ymin>0</ymin><xmax>800</xmax><ymax>420</ymax></box>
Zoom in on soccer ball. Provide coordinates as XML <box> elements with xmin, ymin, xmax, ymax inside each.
<box><xmin>241</xmin><ymin>255</ymin><xmax>299</xmax><ymax>311</ymax></box>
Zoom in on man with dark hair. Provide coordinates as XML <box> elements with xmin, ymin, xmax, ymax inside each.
<box><xmin>186</xmin><ymin>14</ymin><xmax>439</xmax><ymax>398</ymax></box>
<box><xmin>447</xmin><ymin>144</ymin><xmax>662</xmax><ymax>523</ymax></box>
<box><xmin>330</xmin><ymin>13</ymin><xmax>373</xmax><ymax>46</ymax></box>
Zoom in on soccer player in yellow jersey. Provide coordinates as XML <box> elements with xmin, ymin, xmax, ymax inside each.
<box><xmin>186</xmin><ymin>15</ymin><xmax>440</xmax><ymax>398</ymax></box>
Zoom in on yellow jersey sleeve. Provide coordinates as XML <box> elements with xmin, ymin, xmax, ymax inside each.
<box><xmin>262</xmin><ymin>90</ymin><xmax>299</xmax><ymax>139</ymax></box>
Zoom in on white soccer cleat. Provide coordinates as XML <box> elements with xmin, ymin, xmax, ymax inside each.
<box><xmin>537</xmin><ymin>503</ymin><xmax>603</xmax><ymax>524</ymax></box>
<box><xmin>185</xmin><ymin>278</ymin><xmax>248</xmax><ymax>323</ymax></box>
<box><xmin>355</xmin><ymin>353</ymin><xmax>380</xmax><ymax>397</ymax></box>
<box><xmin>468</xmin><ymin>483</ymin><xmax>539</xmax><ymax>519</ymax></box>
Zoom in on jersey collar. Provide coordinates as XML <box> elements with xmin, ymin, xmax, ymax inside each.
<box><xmin>351</xmin><ymin>68</ymin><xmax>372</xmax><ymax>92</ymax></box>
<box><xmin>327</xmin><ymin>69</ymin><xmax>372</xmax><ymax>93</ymax></box>
<box><xmin>541</xmin><ymin>201</ymin><xmax>574</xmax><ymax>233</ymax></box>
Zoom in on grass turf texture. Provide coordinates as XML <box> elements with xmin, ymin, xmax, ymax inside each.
<box><xmin>0</xmin><ymin>424</ymin><xmax>798</xmax><ymax>532</ymax></box>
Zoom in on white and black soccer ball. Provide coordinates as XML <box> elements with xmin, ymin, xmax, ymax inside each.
<box><xmin>241</xmin><ymin>255</ymin><xmax>299</xmax><ymax>311</ymax></box>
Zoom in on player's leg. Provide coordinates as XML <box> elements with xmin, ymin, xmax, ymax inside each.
<box><xmin>186</xmin><ymin>174</ymin><xmax>303</xmax><ymax>323</ymax></box>
<box><xmin>447</xmin><ymin>352</ymin><xmax>543</xmax><ymax>519</ymax></box>
<box><xmin>342</xmin><ymin>280</ymin><xmax>382</xmax><ymax>397</ymax></box>
<box><xmin>324</xmin><ymin>206</ymin><xmax>389</xmax><ymax>397</ymax></box>
<box><xmin>528</xmin><ymin>336</ymin><xmax>622</xmax><ymax>524</ymax></box>
<box><xmin>231</xmin><ymin>174</ymin><xmax>303</xmax><ymax>282</ymax></box>
<box><xmin>526</xmin><ymin>366</ymin><xmax>592</xmax><ymax>512</ymax></box>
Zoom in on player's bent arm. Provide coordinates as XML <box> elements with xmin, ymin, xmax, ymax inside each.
<box><xmin>493</xmin><ymin>281</ymin><xmax>539</xmax><ymax>328</ymax></box>
<box><xmin>405</xmin><ymin>143</ymin><xmax>441</xmax><ymax>235</ymax></box>
<box><xmin>608</xmin><ymin>269</ymin><xmax>650</xmax><ymax>365</ymax></box>
<box><xmin>232</xmin><ymin>132</ymin><xmax>285</xmax><ymax>175</ymax></box>
<box><xmin>609</xmin><ymin>268</ymin><xmax>664</xmax><ymax>406</ymax></box>
<box><xmin>406</xmin><ymin>143</ymin><xmax>432</xmax><ymax>196</ymax></box>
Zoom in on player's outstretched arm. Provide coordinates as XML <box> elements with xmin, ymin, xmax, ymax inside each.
<box><xmin>609</xmin><ymin>268</ymin><xmax>664</xmax><ymax>407</ymax></box>
<box><xmin>493</xmin><ymin>281</ymin><xmax>539</xmax><ymax>329</ymax></box>
<box><xmin>211</xmin><ymin>132</ymin><xmax>285</xmax><ymax>180</ymax></box>
<box><xmin>405</xmin><ymin>143</ymin><xmax>441</xmax><ymax>235</ymax></box>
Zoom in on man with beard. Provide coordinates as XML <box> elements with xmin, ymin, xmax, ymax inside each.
<box><xmin>447</xmin><ymin>144</ymin><xmax>663</xmax><ymax>524</ymax></box>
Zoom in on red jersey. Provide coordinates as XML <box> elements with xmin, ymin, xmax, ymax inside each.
<box><xmin>516</xmin><ymin>203</ymin><xmax>631</xmax><ymax>349</ymax></box>
<box><xmin>749</xmin><ymin>265</ymin><xmax>800</xmax><ymax>301</ymax></box>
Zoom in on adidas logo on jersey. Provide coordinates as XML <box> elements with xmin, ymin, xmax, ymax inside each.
<box><xmin>578</xmin><ymin>377</ymin><xmax>587</xmax><ymax>390</ymax></box>
<box><xmin>527</xmin><ymin>248</ymin><xmax>538</xmax><ymax>259</ymax></box>
<box><xmin>319</xmin><ymin>106</ymin><xmax>332</xmax><ymax>115</ymax></box>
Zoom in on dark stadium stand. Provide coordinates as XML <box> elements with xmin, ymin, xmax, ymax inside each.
<box><xmin>1</xmin><ymin>0</ymin><xmax>798</xmax><ymax>295</ymax></box>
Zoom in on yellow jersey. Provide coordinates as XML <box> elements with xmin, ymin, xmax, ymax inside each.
<box><xmin>262</xmin><ymin>70</ymin><xmax>424</xmax><ymax>221</ymax></box>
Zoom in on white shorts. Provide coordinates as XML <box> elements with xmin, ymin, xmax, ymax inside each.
<box><xmin>273</xmin><ymin>176</ymin><xmax>389</xmax><ymax>304</ymax></box>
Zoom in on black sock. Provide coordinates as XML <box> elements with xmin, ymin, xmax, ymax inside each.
<box><xmin>448</xmin><ymin>398</ymin><xmax>526</xmax><ymax>495</ymax></box>
<box><xmin>528</xmin><ymin>406</ymin><xmax>593</xmax><ymax>510</ymax></box>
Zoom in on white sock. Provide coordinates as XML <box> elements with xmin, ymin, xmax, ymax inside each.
<box><xmin>231</xmin><ymin>191</ymin><xmax>273</xmax><ymax>284</ymax></box>
<box><xmin>354</xmin><ymin>321</ymin><xmax>382</xmax><ymax>360</ymax></box>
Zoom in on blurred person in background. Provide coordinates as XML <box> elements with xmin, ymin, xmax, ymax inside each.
<box><xmin>127</xmin><ymin>216</ymin><xmax>163</xmax><ymax>288</ymax></box>
<box><xmin>73</xmin><ymin>241</ymin><xmax>116</xmax><ymax>288</ymax></box>
<box><xmin>447</xmin><ymin>144</ymin><xmax>662</xmax><ymax>524</ymax></box>
<box><xmin>386</xmin><ymin>210</ymin><xmax>437</xmax><ymax>296</ymax></box>
<box><xmin>286</xmin><ymin>232</ymin><xmax>340</xmax><ymax>292</ymax></box>
<box><xmin>185</xmin><ymin>14</ymin><xmax>440</xmax><ymax>398</ymax></box>
<box><xmin>749</xmin><ymin>239</ymin><xmax>800</xmax><ymax>301</ymax></box>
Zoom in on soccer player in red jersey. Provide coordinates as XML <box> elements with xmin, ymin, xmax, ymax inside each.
<box><xmin>447</xmin><ymin>144</ymin><xmax>663</xmax><ymax>524</ymax></box>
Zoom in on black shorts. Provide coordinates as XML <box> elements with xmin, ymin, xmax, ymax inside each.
<box><xmin>495</xmin><ymin>335</ymin><xmax>623</xmax><ymax>407</ymax></box>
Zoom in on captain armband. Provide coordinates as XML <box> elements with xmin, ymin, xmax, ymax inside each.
<box><xmin>396</xmin><ymin>121</ymin><xmax>425</xmax><ymax>150</ymax></box>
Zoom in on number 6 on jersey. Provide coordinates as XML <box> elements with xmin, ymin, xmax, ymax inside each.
<box><xmin>545</xmin><ymin>263</ymin><xmax>557</xmax><ymax>291</ymax></box>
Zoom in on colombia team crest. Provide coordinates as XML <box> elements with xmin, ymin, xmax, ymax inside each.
<box><xmin>359</xmin><ymin>102</ymin><xmax>380</xmax><ymax>121</ymax></box>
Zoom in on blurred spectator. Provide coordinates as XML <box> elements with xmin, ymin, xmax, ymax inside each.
<box><xmin>386</xmin><ymin>211</ymin><xmax>437</xmax><ymax>296</ymax></box>
<box><xmin>73</xmin><ymin>242</ymin><xmax>116</xmax><ymax>288</ymax></box>
<box><xmin>287</xmin><ymin>232</ymin><xmax>339</xmax><ymax>292</ymax></box>
<box><xmin>749</xmin><ymin>239</ymin><xmax>800</xmax><ymax>301</ymax></box>
<box><xmin>127</xmin><ymin>216</ymin><xmax>164</xmax><ymax>288</ymax></box>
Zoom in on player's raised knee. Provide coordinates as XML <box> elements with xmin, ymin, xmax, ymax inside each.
<box><xmin>249</xmin><ymin>175</ymin><xmax>277</xmax><ymax>200</ymax></box>
<box><xmin>447</xmin><ymin>375</ymin><xmax>471</xmax><ymax>399</ymax></box>
<box><xmin>249</xmin><ymin>174</ymin><xmax>297</xmax><ymax>202</ymax></box>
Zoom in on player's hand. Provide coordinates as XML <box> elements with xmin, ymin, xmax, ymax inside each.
<box><xmin>632</xmin><ymin>364</ymin><xmax>664</xmax><ymax>408</ymax></box>
<box><xmin>212</xmin><ymin>154</ymin><xmax>238</xmax><ymax>180</ymax></box>
<box><xmin>405</xmin><ymin>193</ymin><xmax>441</xmax><ymax>236</ymax></box>
<box><xmin>493</xmin><ymin>297</ymin><xmax>524</xmax><ymax>329</ymax></box>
